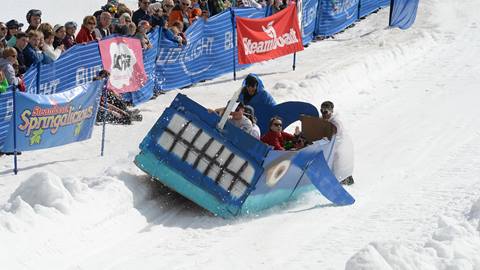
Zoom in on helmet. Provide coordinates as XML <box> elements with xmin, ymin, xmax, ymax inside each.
<box><xmin>26</xmin><ymin>9</ymin><xmax>42</xmax><ymax>23</ymax></box>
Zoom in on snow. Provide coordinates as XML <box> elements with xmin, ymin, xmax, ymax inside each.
<box><xmin>2</xmin><ymin>0</ymin><xmax>480</xmax><ymax>269</ymax></box>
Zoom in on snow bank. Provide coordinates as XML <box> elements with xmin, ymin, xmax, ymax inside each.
<box><xmin>346</xmin><ymin>199</ymin><xmax>480</xmax><ymax>270</ymax></box>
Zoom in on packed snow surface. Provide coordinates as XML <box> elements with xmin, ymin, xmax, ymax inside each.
<box><xmin>1</xmin><ymin>0</ymin><xmax>480</xmax><ymax>269</ymax></box>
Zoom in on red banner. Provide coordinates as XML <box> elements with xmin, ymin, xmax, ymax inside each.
<box><xmin>99</xmin><ymin>37</ymin><xmax>147</xmax><ymax>94</ymax></box>
<box><xmin>236</xmin><ymin>5</ymin><xmax>304</xmax><ymax>65</ymax></box>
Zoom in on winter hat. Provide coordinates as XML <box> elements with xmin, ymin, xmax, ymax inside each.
<box><xmin>26</xmin><ymin>9</ymin><xmax>42</xmax><ymax>23</ymax></box>
<box><xmin>245</xmin><ymin>74</ymin><xmax>258</xmax><ymax>88</ymax></box>
<box><xmin>53</xmin><ymin>24</ymin><xmax>64</xmax><ymax>33</ymax></box>
<box><xmin>6</xmin><ymin>19</ymin><xmax>24</xmax><ymax>29</ymax></box>
<box><xmin>244</xmin><ymin>105</ymin><xmax>254</xmax><ymax>117</ymax></box>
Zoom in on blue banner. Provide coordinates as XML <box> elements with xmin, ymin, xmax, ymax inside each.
<box><xmin>389</xmin><ymin>0</ymin><xmax>419</xmax><ymax>30</ymax></box>
<box><xmin>155</xmin><ymin>8</ymin><xmax>265</xmax><ymax>91</ymax></box>
<box><xmin>24</xmin><ymin>42</ymin><xmax>103</xmax><ymax>95</ymax></box>
<box><xmin>301</xmin><ymin>0</ymin><xmax>319</xmax><ymax>44</ymax></box>
<box><xmin>315</xmin><ymin>0</ymin><xmax>359</xmax><ymax>36</ymax></box>
<box><xmin>0</xmin><ymin>89</ymin><xmax>14</xmax><ymax>150</ymax></box>
<box><xmin>2</xmin><ymin>81</ymin><xmax>103</xmax><ymax>152</ymax></box>
<box><xmin>359</xmin><ymin>0</ymin><xmax>389</xmax><ymax>18</ymax></box>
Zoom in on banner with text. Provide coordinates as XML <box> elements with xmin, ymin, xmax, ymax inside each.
<box><xmin>2</xmin><ymin>81</ymin><xmax>103</xmax><ymax>152</ymax></box>
<box><xmin>99</xmin><ymin>37</ymin><xmax>147</xmax><ymax>94</ymax></box>
<box><xmin>236</xmin><ymin>5</ymin><xmax>304</xmax><ymax>64</ymax></box>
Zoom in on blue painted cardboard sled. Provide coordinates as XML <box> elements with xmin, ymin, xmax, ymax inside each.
<box><xmin>135</xmin><ymin>94</ymin><xmax>354</xmax><ymax>218</ymax></box>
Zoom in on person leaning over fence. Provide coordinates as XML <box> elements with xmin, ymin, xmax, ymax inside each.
<box><xmin>52</xmin><ymin>24</ymin><xmax>66</xmax><ymax>49</ymax></box>
<box><xmin>23</xmin><ymin>30</ymin><xmax>53</xmax><ymax>69</ymax></box>
<box><xmin>320</xmin><ymin>101</ymin><xmax>355</xmax><ymax>185</ymax></box>
<box><xmin>63</xmin><ymin>21</ymin><xmax>77</xmax><ymax>50</ymax></box>
<box><xmin>76</xmin><ymin>16</ymin><xmax>97</xmax><ymax>44</ymax></box>
<box><xmin>135</xmin><ymin>20</ymin><xmax>153</xmax><ymax>49</ymax></box>
<box><xmin>0</xmin><ymin>22</ymin><xmax>7</xmax><ymax>54</ymax></box>
<box><xmin>148</xmin><ymin>2</ymin><xmax>166</xmax><ymax>28</ymax></box>
<box><xmin>5</xmin><ymin>20</ymin><xmax>23</xmax><ymax>43</ymax></box>
<box><xmin>168</xmin><ymin>0</ymin><xmax>194</xmax><ymax>32</ymax></box>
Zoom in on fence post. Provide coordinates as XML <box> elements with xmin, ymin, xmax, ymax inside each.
<box><xmin>100</xmin><ymin>78</ymin><xmax>109</xmax><ymax>156</ymax></box>
<box><xmin>230</xmin><ymin>8</ymin><xmax>237</xmax><ymax>81</ymax></box>
<box><xmin>12</xmin><ymin>85</ymin><xmax>18</xmax><ymax>175</ymax></box>
<box><xmin>388</xmin><ymin>0</ymin><xmax>394</xmax><ymax>26</ymax></box>
<box><xmin>293</xmin><ymin>53</ymin><xmax>296</xmax><ymax>71</ymax></box>
<box><xmin>154</xmin><ymin>26</ymin><xmax>163</xmax><ymax>93</ymax></box>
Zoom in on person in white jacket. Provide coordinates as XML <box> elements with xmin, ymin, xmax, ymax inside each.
<box><xmin>321</xmin><ymin>101</ymin><xmax>355</xmax><ymax>185</ymax></box>
<box><xmin>42</xmin><ymin>30</ymin><xmax>63</xmax><ymax>61</ymax></box>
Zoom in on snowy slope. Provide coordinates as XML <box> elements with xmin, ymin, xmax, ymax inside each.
<box><xmin>1</xmin><ymin>0</ymin><xmax>480</xmax><ymax>269</ymax></box>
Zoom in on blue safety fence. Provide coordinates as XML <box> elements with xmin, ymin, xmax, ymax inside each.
<box><xmin>302</xmin><ymin>0</ymin><xmax>319</xmax><ymax>45</ymax></box>
<box><xmin>155</xmin><ymin>8</ymin><xmax>266</xmax><ymax>91</ymax></box>
<box><xmin>315</xmin><ymin>0</ymin><xmax>360</xmax><ymax>36</ymax></box>
<box><xmin>359</xmin><ymin>0</ymin><xmax>389</xmax><ymax>18</ymax></box>
<box><xmin>0</xmin><ymin>89</ymin><xmax>14</xmax><ymax>150</ymax></box>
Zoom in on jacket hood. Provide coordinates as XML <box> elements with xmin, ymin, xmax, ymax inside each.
<box><xmin>242</xmin><ymin>73</ymin><xmax>266</xmax><ymax>93</ymax></box>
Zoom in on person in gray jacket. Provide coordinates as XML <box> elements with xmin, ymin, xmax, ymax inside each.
<box><xmin>0</xmin><ymin>47</ymin><xmax>20</xmax><ymax>86</ymax></box>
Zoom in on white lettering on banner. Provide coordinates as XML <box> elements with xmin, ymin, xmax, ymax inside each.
<box><xmin>224</xmin><ymin>31</ymin><xmax>233</xmax><ymax>50</ymax></box>
<box><xmin>76</xmin><ymin>65</ymin><xmax>103</xmax><ymax>86</ymax></box>
<box><xmin>331</xmin><ymin>0</ymin><xmax>357</xmax><ymax>18</ymax></box>
<box><xmin>39</xmin><ymin>79</ymin><xmax>60</xmax><ymax>95</ymax></box>
<box><xmin>242</xmin><ymin>22</ymin><xmax>299</xmax><ymax>55</ymax></box>
<box><xmin>4</xmin><ymin>97</ymin><xmax>13</xmax><ymax>121</ymax></box>
<box><xmin>157</xmin><ymin>37</ymin><xmax>214</xmax><ymax>65</ymax></box>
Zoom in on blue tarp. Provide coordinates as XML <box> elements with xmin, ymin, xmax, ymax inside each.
<box><xmin>389</xmin><ymin>0</ymin><xmax>419</xmax><ymax>30</ymax></box>
<box><xmin>315</xmin><ymin>0</ymin><xmax>360</xmax><ymax>36</ymax></box>
<box><xmin>2</xmin><ymin>81</ymin><xmax>103</xmax><ymax>152</ymax></box>
<box><xmin>301</xmin><ymin>0</ymin><xmax>319</xmax><ymax>44</ymax></box>
<box><xmin>0</xmin><ymin>89</ymin><xmax>13</xmax><ymax>150</ymax></box>
<box><xmin>359</xmin><ymin>0</ymin><xmax>389</xmax><ymax>18</ymax></box>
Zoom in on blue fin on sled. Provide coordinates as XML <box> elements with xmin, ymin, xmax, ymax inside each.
<box><xmin>135</xmin><ymin>94</ymin><xmax>355</xmax><ymax>218</ymax></box>
<box><xmin>255</xmin><ymin>101</ymin><xmax>319</xmax><ymax>134</ymax></box>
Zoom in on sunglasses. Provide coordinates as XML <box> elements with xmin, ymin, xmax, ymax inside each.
<box><xmin>273</xmin><ymin>122</ymin><xmax>282</xmax><ymax>127</ymax></box>
<box><xmin>320</xmin><ymin>109</ymin><xmax>331</xmax><ymax>114</ymax></box>
<box><xmin>0</xmin><ymin>27</ymin><xmax>7</xmax><ymax>30</ymax></box>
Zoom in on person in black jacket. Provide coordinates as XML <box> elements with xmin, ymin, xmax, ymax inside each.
<box><xmin>132</xmin><ymin>0</ymin><xmax>152</xmax><ymax>25</ymax></box>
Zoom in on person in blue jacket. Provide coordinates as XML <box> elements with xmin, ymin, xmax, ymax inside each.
<box><xmin>239</xmin><ymin>73</ymin><xmax>276</xmax><ymax>109</ymax></box>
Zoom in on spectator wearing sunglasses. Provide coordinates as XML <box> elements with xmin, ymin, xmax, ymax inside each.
<box><xmin>63</xmin><ymin>21</ymin><xmax>77</xmax><ymax>50</ymax></box>
<box><xmin>162</xmin><ymin>0</ymin><xmax>175</xmax><ymax>20</ymax></box>
<box><xmin>76</xmin><ymin>16</ymin><xmax>97</xmax><ymax>44</ymax></box>
<box><xmin>5</xmin><ymin>20</ymin><xmax>25</xmax><ymax>48</ymax></box>
<box><xmin>0</xmin><ymin>22</ymin><xmax>7</xmax><ymax>53</ymax></box>
<box><xmin>320</xmin><ymin>101</ymin><xmax>355</xmax><ymax>185</ymax></box>
<box><xmin>133</xmin><ymin>0</ymin><xmax>152</xmax><ymax>25</ymax></box>
<box><xmin>261</xmin><ymin>116</ymin><xmax>295</xmax><ymax>150</ymax></box>
<box><xmin>94</xmin><ymin>12</ymin><xmax>112</xmax><ymax>40</ymax></box>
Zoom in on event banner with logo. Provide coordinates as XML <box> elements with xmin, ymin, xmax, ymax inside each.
<box><xmin>236</xmin><ymin>5</ymin><xmax>304</xmax><ymax>65</ymax></box>
<box><xmin>359</xmin><ymin>0</ymin><xmax>390</xmax><ymax>18</ymax></box>
<box><xmin>2</xmin><ymin>81</ymin><xmax>103</xmax><ymax>152</ymax></box>
<box><xmin>99</xmin><ymin>37</ymin><xmax>147</xmax><ymax>94</ymax></box>
<box><xmin>315</xmin><ymin>0</ymin><xmax>359</xmax><ymax>36</ymax></box>
<box><xmin>389</xmin><ymin>0</ymin><xmax>419</xmax><ymax>30</ymax></box>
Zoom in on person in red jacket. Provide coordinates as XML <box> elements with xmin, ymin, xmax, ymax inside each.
<box><xmin>261</xmin><ymin>116</ymin><xmax>296</xmax><ymax>150</ymax></box>
<box><xmin>75</xmin><ymin>16</ymin><xmax>97</xmax><ymax>44</ymax></box>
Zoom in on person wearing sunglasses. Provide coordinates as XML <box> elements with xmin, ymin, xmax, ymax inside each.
<box><xmin>261</xmin><ymin>116</ymin><xmax>297</xmax><ymax>150</ymax></box>
<box><xmin>0</xmin><ymin>22</ymin><xmax>8</xmax><ymax>52</ymax></box>
<box><xmin>76</xmin><ymin>16</ymin><xmax>97</xmax><ymax>44</ymax></box>
<box><xmin>320</xmin><ymin>101</ymin><xmax>355</xmax><ymax>185</ymax></box>
<box><xmin>168</xmin><ymin>0</ymin><xmax>195</xmax><ymax>32</ymax></box>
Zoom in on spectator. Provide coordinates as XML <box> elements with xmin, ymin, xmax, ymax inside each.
<box><xmin>261</xmin><ymin>116</ymin><xmax>295</xmax><ymax>150</ymax></box>
<box><xmin>148</xmin><ymin>2</ymin><xmax>166</xmax><ymax>28</ymax></box>
<box><xmin>113</xmin><ymin>24</ymin><xmax>129</xmax><ymax>35</ymax></box>
<box><xmin>13</xmin><ymin>32</ymin><xmax>28</xmax><ymax>74</ymax></box>
<box><xmin>135</xmin><ymin>20</ymin><xmax>152</xmax><ymax>49</ymax></box>
<box><xmin>162</xmin><ymin>0</ymin><xmax>175</xmax><ymax>21</ymax></box>
<box><xmin>169</xmin><ymin>0</ymin><xmax>193</xmax><ymax>32</ymax></box>
<box><xmin>230</xmin><ymin>102</ymin><xmax>253</xmax><ymax>134</ymax></box>
<box><xmin>37</xmin><ymin>22</ymin><xmax>53</xmax><ymax>35</ymax></box>
<box><xmin>0</xmin><ymin>70</ymin><xmax>7</xmax><ymax>93</ymax></box>
<box><xmin>239</xmin><ymin>73</ymin><xmax>276</xmax><ymax>110</ymax></box>
<box><xmin>119</xmin><ymin>12</ymin><xmax>133</xmax><ymax>25</ymax></box>
<box><xmin>94</xmin><ymin>12</ymin><xmax>112</xmax><ymax>40</ymax></box>
<box><xmin>127</xmin><ymin>22</ymin><xmax>137</xmax><ymax>36</ymax></box>
<box><xmin>5</xmin><ymin>20</ymin><xmax>24</xmax><ymax>47</ymax></box>
<box><xmin>271</xmin><ymin>0</ymin><xmax>285</xmax><ymax>15</ymax></box>
<box><xmin>169</xmin><ymin>21</ymin><xmax>187</xmax><ymax>45</ymax></box>
<box><xmin>197</xmin><ymin>0</ymin><xmax>210</xmax><ymax>18</ymax></box>
<box><xmin>94</xmin><ymin>3</ymin><xmax>117</xmax><ymax>23</ymax></box>
<box><xmin>12</xmin><ymin>59</ymin><xmax>25</xmax><ymax>92</ymax></box>
<box><xmin>25</xmin><ymin>9</ymin><xmax>42</xmax><ymax>33</ymax></box>
<box><xmin>132</xmin><ymin>0</ymin><xmax>152</xmax><ymax>25</ymax></box>
<box><xmin>0</xmin><ymin>47</ymin><xmax>20</xmax><ymax>86</ymax></box>
<box><xmin>52</xmin><ymin>24</ymin><xmax>66</xmax><ymax>49</ymax></box>
<box><xmin>208</xmin><ymin>0</ymin><xmax>228</xmax><ymax>16</ymax></box>
<box><xmin>320</xmin><ymin>101</ymin><xmax>355</xmax><ymax>185</ymax></box>
<box><xmin>76</xmin><ymin>16</ymin><xmax>97</xmax><ymax>44</ymax></box>
<box><xmin>0</xmin><ymin>22</ymin><xmax>7</xmax><ymax>52</ymax></box>
<box><xmin>24</xmin><ymin>30</ymin><xmax>52</xmax><ymax>69</ymax></box>
<box><xmin>63</xmin><ymin>21</ymin><xmax>77</xmax><ymax>50</ymax></box>
<box><xmin>42</xmin><ymin>30</ymin><xmax>63</xmax><ymax>61</ymax></box>
<box><xmin>244</xmin><ymin>105</ymin><xmax>261</xmax><ymax>139</ymax></box>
